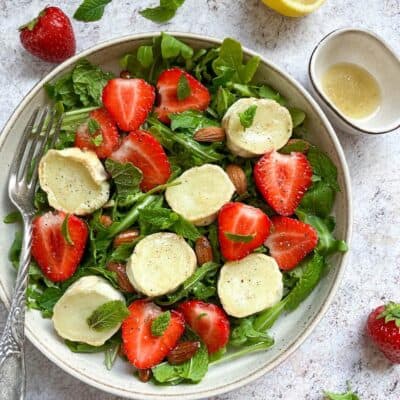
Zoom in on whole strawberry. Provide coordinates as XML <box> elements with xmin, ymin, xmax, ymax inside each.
<box><xmin>19</xmin><ymin>7</ymin><xmax>76</xmax><ymax>63</ymax></box>
<box><xmin>366</xmin><ymin>302</ymin><xmax>400</xmax><ymax>363</ymax></box>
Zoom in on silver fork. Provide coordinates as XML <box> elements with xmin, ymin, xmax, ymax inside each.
<box><xmin>0</xmin><ymin>107</ymin><xmax>62</xmax><ymax>399</ymax></box>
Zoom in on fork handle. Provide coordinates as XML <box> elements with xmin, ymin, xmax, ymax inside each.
<box><xmin>0</xmin><ymin>219</ymin><xmax>32</xmax><ymax>399</ymax></box>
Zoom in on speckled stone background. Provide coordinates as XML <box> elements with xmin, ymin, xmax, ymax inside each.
<box><xmin>0</xmin><ymin>0</ymin><xmax>399</xmax><ymax>399</ymax></box>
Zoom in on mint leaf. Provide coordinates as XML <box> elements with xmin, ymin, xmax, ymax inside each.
<box><xmin>238</xmin><ymin>105</ymin><xmax>257</xmax><ymax>129</ymax></box>
<box><xmin>140</xmin><ymin>0</ymin><xmax>185</xmax><ymax>23</ymax></box>
<box><xmin>177</xmin><ymin>74</ymin><xmax>191</xmax><ymax>100</ymax></box>
<box><xmin>377</xmin><ymin>302</ymin><xmax>400</xmax><ymax>328</ymax></box>
<box><xmin>105</xmin><ymin>159</ymin><xmax>143</xmax><ymax>198</ymax></box>
<box><xmin>87</xmin><ymin>300</ymin><xmax>129</xmax><ymax>331</ymax></box>
<box><xmin>289</xmin><ymin>108</ymin><xmax>306</xmax><ymax>128</ymax></box>
<box><xmin>151</xmin><ymin>311</ymin><xmax>171</xmax><ymax>336</ymax></box>
<box><xmin>61</xmin><ymin>214</ymin><xmax>74</xmax><ymax>245</ymax></box>
<box><xmin>74</xmin><ymin>0</ymin><xmax>112</xmax><ymax>22</ymax></box>
<box><xmin>224</xmin><ymin>232</ymin><xmax>255</xmax><ymax>243</ymax></box>
<box><xmin>152</xmin><ymin>329</ymin><xmax>208</xmax><ymax>383</ymax></box>
<box><xmin>3</xmin><ymin>211</ymin><xmax>21</xmax><ymax>224</ymax></box>
<box><xmin>87</xmin><ymin>118</ymin><xmax>100</xmax><ymax>134</ymax></box>
<box><xmin>298</xmin><ymin>181</ymin><xmax>335</xmax><ymax>218</ymax></box>
<box><xmin>91</xmin><ymin>134</ymin><xmax>103</xmax><ymax>147</ymax></box>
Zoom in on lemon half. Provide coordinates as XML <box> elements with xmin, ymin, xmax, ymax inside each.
<box><xmin>262</xmin><ymin>0</ymin><xmax>326</xmax><ymax>17</ymax></box>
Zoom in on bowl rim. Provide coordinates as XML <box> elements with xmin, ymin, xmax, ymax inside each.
<box><xmin>0</xmin><ymin>31</ymin><xmax>353</xmax><ymax>400</ymax></box>
<box><xmin>308</xmin><ymin>27</ymin><xmax>400</xmax><ymax>135</ymax></box>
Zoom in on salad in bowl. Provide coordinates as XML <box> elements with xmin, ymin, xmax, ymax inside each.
<box><xmin>6</xmin><ymin>33</ymin><xmax>347</xmax><ymax>385</ymax></box>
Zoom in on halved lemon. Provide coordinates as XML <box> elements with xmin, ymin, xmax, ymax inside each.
<box><xmin>262</xmin><ymin>0</ymin><xmax>326</xmax><ymax>17</ymax></box>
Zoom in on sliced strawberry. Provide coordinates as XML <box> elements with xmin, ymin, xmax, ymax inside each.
<box><xmin>110</xmin><ymin>130</ymin><xmax>171</xmax><ymax>191</ymax></box>
<box><xmin>121</xmin><ymin>300</ymin><xmax>185</xmax><ymax>369</ymax></box>
<box><xmin>254</xmin><ymin>151</ymin><xmax>313</xmax><ymax>216</ymax></box>
<box><xmin>102</xmin><ymin>78</ymin><xmax>155</xmax><ymax>131</ymax></box>
<box><xmin>31</xmin><ymin>211</ymin><xmax>88</xmax><ymax>282</ymax></box>
<box><xmin>154</xmin><ymin>68</ymin><xmax>211</xmax><ymax>124</ymax></box>
<box><xmin>265</xmin><ymin>216</ymin><xmax>318</xmax><ymax>271</ymax></box>
<box><xmin>74</xmin><ymin>108</ymin><xmax>119</xmax><ymax>159</ymax></box>
<box><xmin>178</xmin><ymin>300</ymin><xmax>230</xmax><ymax>354</ymax></box>
<box><xmin>218</xmin><ymin>202</ymin><xmax>271</xmax><ymax>261</ymax></box>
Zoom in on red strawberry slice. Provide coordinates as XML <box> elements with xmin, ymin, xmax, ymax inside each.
<box><xmin>254</xmin><ymin>151</ymin><xmax>313</xmax><ymax>216</ymax></box>
<box><xmin>178</xmin><ymin>300</ymin><xmax>230</xmax><ymax>354</ymax></box>
<box><xmin>121</xmin><ymin>300</ymin><xmax>185</xmax><ymax>369</ymax></box>
<box><xmin>110</xmin><ymin>130</ymin><xmax>171</xmax><ymax>191</ymax></box>
<box><xmin>154</xmin><ymin>68</ymin><xmax>211</xmax><ymax>124</ymax></box>
<box><xmin>31</xmin><ymin>211</ymin><xmax>88</xmax><ymax>282</ymax></box>
<box><xmin>218</xmin><ymin>202</ymin><xmax>272</xmax><ymax>261</ymax></box>
<box><xmin>74</xmin><ymin>108</ymin><xmax>120</xmax><ymax>159</ymax></box>
<box><xmin>265</xmin><ymin>216</ymin><xmax>318</xmax><ymax>270</ymax></box>
<box><xmin>102</xmin><ymin>78</ymin><xmax>155</xmax><ymax>131</ymax></box>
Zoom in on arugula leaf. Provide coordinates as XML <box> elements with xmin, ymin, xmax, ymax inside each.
<box><xmin>156</xmin><ymin>262</ymin><xmax>219</xmax><ymax>306</ymax></box>
<box><xmin>105</xmin><ymin>159</ymin><xmax>143</xmax><ymax>198</ymax></box>
<box><xmin>161</xmin><ymin>33</ymin><xmax>193</xmax><ymax>60</ymax></box>
<box><xmin>151</xmin><ymin>311</ymin><xmax>171</xmax><ymax>336</ymax></box>
<box><xmin>239</xmin><ymin>105</ymin><xmax>257</xmax><ymax>129</ymax></box>
<box><xmin>289</xmin><ymin>108</ymin><xmax>306</xmax><ymax>128</ymax></box>
<box><xmin>140</xmin><ymin>0</ymin><xmax>185</xmax><ymax>23</ymax></box>
<box><xmin>296</xmin><ymin>211</ymin><xmax>348</xmax><ymax>256</ymax></box>
<box><xmin>307</xmin><ymin>147</ymin><xmax>340</xmax><ymax>192</ymax></box>
<box><xmin>280</xmin><ymin>139</ymin><xmax>310</xmax><ymax>154</ymax></box>
<box><xmin>87</xmin><ymin>300</ymin><xmax>129</xmax><ymax>331</ymax></box>
<box><xmin>212</xmin><ymin>86</ymin><xmax>237</xmax><ymax>117</ymax></box>
<box><xmin>170</xmin><ymin>110</ymin><xmax>219</xmax><ymax>133</ymax></box>
<box><xmin>224</xmin><ymin>232</ymin><xmax>255</xmax><ymax>243</ymax></box>
<box><xmin>258</xmin><ymin>85</ymin><xmax>287</xmax><ymax>105</ymax></box>
<box><xmin>230</xmin><ymin>317</ymin><xmax>275</xmax><ymax>347</ymax></box>
<box><xmin>177</xmin><ymin>74</ymin><xmax>191</xmax><ymax>100</ymax></box>
<box><xmin>104</xmin><ymin>341</ymin><xmax>120</xmax><ymax>370</ymax></box>
<box><xmin>61</xmin><ymin>214</ymin><xmax>74</xmax><ymax>246</ymax></box>
<box><xmin>298</xmin><ymin>181</ymin><xmax>335</xmax><ymax>218</ymax></box>
<box><xmin>74</xmin><ymin>0</ymin><xmax>112</xmax><ymax>22</ymax></box>
<box><xmin>152</xmin><ymin>330</ymin><xmax>208</xmax><ymax>384</ymax></box>
<box><xmin>137</xmin><ymin>45</ymin><xmax>154</xmax><ymax>68</ymax></box>
<box><xmin>3</xmin><ymin>211</ymin><xmax>21</xmax><ymax>224</ymax></box>
<box><xmin>36</xmin><ymin>287</ymin><xmax>63</xmax><ymax>318</ymax></box>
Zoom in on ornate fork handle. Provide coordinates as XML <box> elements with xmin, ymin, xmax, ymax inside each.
<box><xmin>0</xmin><ymin>218</ymin><xmax>33</xmax><ymax>399</ymax></box>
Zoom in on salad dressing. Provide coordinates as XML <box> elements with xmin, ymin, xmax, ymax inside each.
<box><xmin>321</xmin><ymin>62</ymin><xmax>381</xmax><ymax>119</ymax></box>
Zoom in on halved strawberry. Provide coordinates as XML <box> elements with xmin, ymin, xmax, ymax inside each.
<box><xmin>110</xmin><ymin>130</ymin><xmax>171</xmax><ymax>191</ymax></box>
<box><xmin>31</xmin><ymin>211</ymin><xmax>88</xmax><ymax>282</ymax></box>
<box><xmin>121</xmin><ymin>300</ymin><xmax>185</xmax><ymax>369</ymax></box>
<box><xmin>218</xmin><ymin>202</ymin><xmax>271</xmax><ymax>261</ymax></box>
<box><xmin>178</xmin><ymin>300</ymin><xmax>230</xmax><ymax>354</ymax></box>
<box><xmin>154</xmin><ymin>68</ymin><xmax>211</xmax><ymax>124</ymax></box>
<box><xmin>254</xmin><ymin>151</ymin><xmax>313</xmax><ymax>216</ymax></box>
<box><xmin>102</xmin><ymin>78</ymin><xmax>155</xmax><ymax>131</ymax></box>
<box><xmin>265</xmin><ymin>216</ymin><xmax>318</xmax><ymax>271</ymax></box>
<box><xmin>74</xmin><ymin>108</ymin><xmax>119</xmax><ymax>159</ymax></box>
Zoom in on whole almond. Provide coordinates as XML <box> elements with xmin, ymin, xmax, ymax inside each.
<box><xmin>195</xmin><ymin>236</ymin><xmax>213</xmax><ymax>265</ymax></box>
<box><xmin>167</xmin><ymin>341</ymin><xmax>201</xmax><ymax>365</ymax></box>
<box><xmin>106</xmin><ymin>262</ymin><xmax>136</xmax><ymax>293</ymax></box>
<box><xmin>99</xmin><ymin>214</ymin><xmax>112</xmax><ymax>227</ymax></box>
<box><xmin>225</xmin><ymin>164</ymin><xmax>247</xmax><ymax>195</ymax></box>
<box><xmin>194</xmin><ymin>127</ymin><xmax>225</xmax><ymax>142</ymax></box>
<box><xmin>113</xmin><ymin>229</ymin><xmax>140</xmax><ymax>248</ymax></box>
<box><xmin>138</xmin><ymin>369</ymin><xmax>152</xmax><ymax>382</ymax></box>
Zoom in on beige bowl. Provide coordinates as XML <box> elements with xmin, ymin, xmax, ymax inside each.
<box><xmin>0</xmin><ymin>33</ymin><xmax>352</xmax><ymax>399</ymax></box>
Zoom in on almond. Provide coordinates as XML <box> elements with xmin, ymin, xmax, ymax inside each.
<box><xmin>195</xmin><ymin>236</ymin><xmax>213</xmax><ymax>265</ymax></box>
<box><xmin>106</xmin><ymin>262</ymin><xmax>136</xmax><ymax>293</ymax></box>
<box><xmin>167</xmin><ymin>341</ymin><xmax>201</xmax><ymax>365</ymax></box>
<box><xmin>194</xmin><ymin>127</ymin><xmax>226</xmax><ymax>142</ymax></box>
<box><xmin>225</xmin><ymin>164</ymin><xmax>247</xmax><ymax>195</ymax></box>
<box><xmin>138</xmin><ymin>369</ymin><xmax>152</xmax><ymax>382</ymax></box>
<box><xmin>99</xmin><ymin>214</ymin><xmax>112</xmax><ymax>227</ymax></box>
<box><xmin>113</xmin><ymin>229</ymin><xmax>140</xmax><ymax>248</ymax></box>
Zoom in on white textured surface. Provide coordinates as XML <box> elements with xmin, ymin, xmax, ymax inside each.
<box><xmin>0</xmin><ymin>0</ymin><xmax>399</xmax><ymax>399</ymax></box>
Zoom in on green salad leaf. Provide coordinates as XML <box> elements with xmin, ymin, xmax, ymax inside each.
<box><xmin>3</xmin><ymin>211</ymin><xmax>21</xmax><ymax>224</ymax></box>
<box><xmin>74</xmin><ymin>0</ymin><xmax>112</xmax><ymax>22</ymax></box>
<box><xmin>169</xmin><ymin>110</ymin><xmax>219</xmax><ymax>133</ymax></box>
<box><xmin>239</xmin><ymin>105</ymin><xmax>257</xmax><ymax>129</ymax></box>
<box><xmin>298</xmin><ymin>181</ymin><xmax>335</xmax><ymax>218</ymax></box>
<box><xmin>177</xmin><ymin>74</ymin><xmax>191</xmax><ymax>100</ymax></box>
<box><xmin>289</xmin><ymin>108</ymin><xmax>306</xmax><ymax>128</ymax></box>
<box><xmin>151</xmin><ymin>311</ymin><xmax>171</xmax><ymax>336</ymax></box>
<box><xmin>230</xmin><ymin>316</ymin><xmax>275</xmax><ymax>347</ymax></box>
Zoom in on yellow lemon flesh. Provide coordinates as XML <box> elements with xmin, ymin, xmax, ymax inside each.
<box><xmin>262</xmin><ymin>0</ymin><xmax>326</xmax><ymax>17</ymax></box>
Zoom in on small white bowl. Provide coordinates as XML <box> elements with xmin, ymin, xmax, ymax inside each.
<box><xmin>309</xmin><ymin>28</ymin><xmax>400</xmax><ymax>135</ymax></box>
